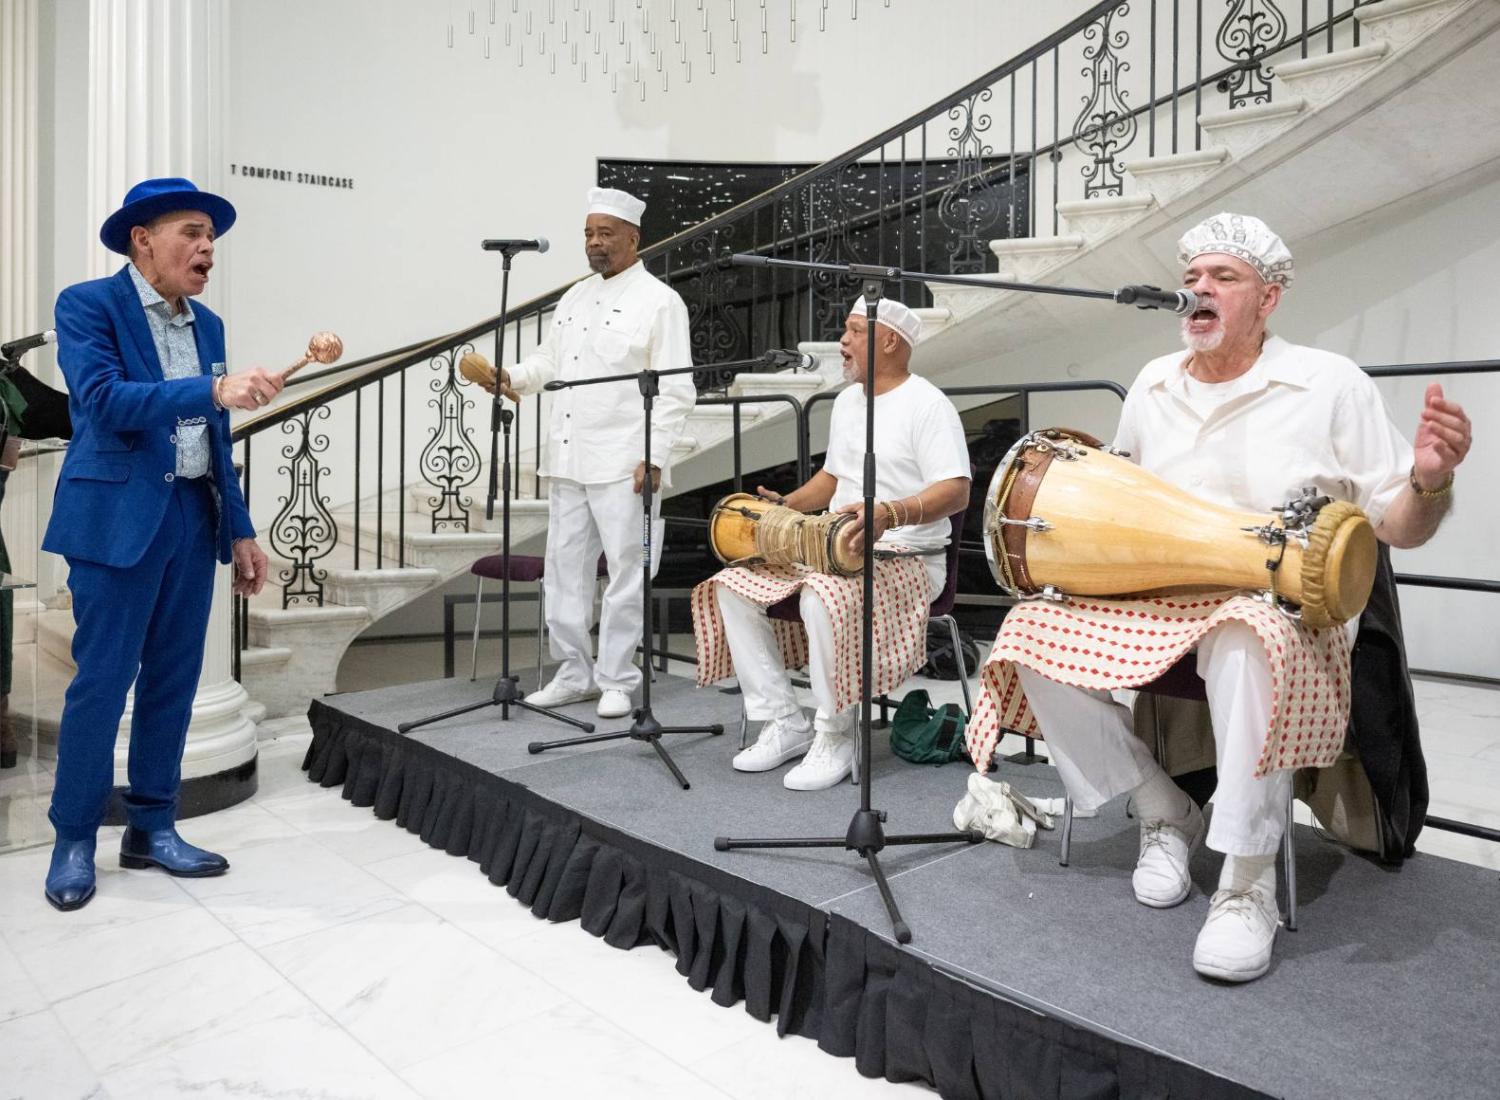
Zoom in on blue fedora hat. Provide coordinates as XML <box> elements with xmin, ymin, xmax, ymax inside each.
<box><xmin>100</xmin><ymin>177</ymin><xmax>237</xmax><ymax>255</ymax></box>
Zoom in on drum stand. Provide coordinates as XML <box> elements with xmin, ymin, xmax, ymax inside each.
<box><xmin>713</xmin><ymin>276</ymin><xmax>982</xmax><ymax>945</ymax></box>
<box><xmin>526</xmin><ymin>363</ymin><xmax>724</xmax><ymax>788</ymax></box>
<box><xmin>399</xmin><ymin>248</ymin><xmax>592</xmax><ymax>737</ymax></box>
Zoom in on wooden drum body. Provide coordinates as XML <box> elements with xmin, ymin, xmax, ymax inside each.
<box><xmin>982</xmin><ymin>429</ymin><xmax>1377</xmax><ymax>629</ymax></box>
<box><xmin>709</xmin><ymin>493</ymin><xmax>863</xmax><ymax>577</ymax></box>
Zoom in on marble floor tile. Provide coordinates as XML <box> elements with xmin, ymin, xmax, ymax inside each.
<box><xmin>0</xmin><ymin>844</ymin><xmax>196</xmax><ymax>947</ymax></box>
<box><xmin>161</xmin><ymin>801</ymin><xmax>305</xmax><ymax>857</ymax></box>
<box><xmin>689</xmin><ymin>1028</ymin><xmax>937</xmax><ymax>1100</ymax></box>
<box><xmin>363</xmin><ymin>846</ymin><xmax>556</xmax><ymax>949</ymax></box>
<box><xmin>171</xmin><ymin>834</ymin><xmax>407</xmax><ymax>948</ymax></box>
<box><xmin>12</xmin><ymin>903</ymin><xmax>238</xmax><ymax>1004</ymax></box>
<box><xmin>0</xmin><ymin>1009</ymin><xmax>107</xmax><ymax>1100</ymax></box>
<box><xmin>494</xmin><ymin>919</ymin><xmax>770</xmax><ymax>1067</ymax></box>
<box><xmin>51</xmin><ymin>941</ymin><xmax>316</xmax><ymax>1076</ymax></box>
<box><xmin>259</xmin><ymin>902</ymin><xmax>569</xmax><ymax>1070</ymax></box>
<box><xmin>259</xmin><ymin>787</ymin><xmax>438</xmax><ymax>867</ymax></box>
<box><xmin>100</xmin><ymin>1008</ymin><xmax>420</xmax><ymax>1100</ymax></box>
<box><xmin>0</xmin><ymin>937</ymin><xmax>48</xmax><ymax>1025</ymax></box>
<box><xmin>400</xmin><ymin>1000</ymin><xmax>734</xmax><ymax>1100</ymax></box>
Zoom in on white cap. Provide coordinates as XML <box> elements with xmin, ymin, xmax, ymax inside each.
<box><xmin>849</xmin><ymin>296</ymin><xmax>922</xmax><ymax>348</ymax></box>
<box><xmin>1177</xmin><ymin>211</ymin><xmax>1294</xmax><ymax>288</ymax></box>
<box><xmin>587</xmin><ymin>186</ymin><xmax>646</xmax><ymax>226</ymax></box>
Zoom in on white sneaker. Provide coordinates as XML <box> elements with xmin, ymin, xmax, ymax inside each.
<box><xmin>1131</xmin><ymin>799</ymin><xmax>1205</xmax><ymax>908</ymax></box>
<box><xmin>732</xmin><ymin>714</ymin><xmax>814</xmax><ymax>773</ymax></box>
<box><xmin>1193</xmin><ymin>886</ymin><xmax>1280</xmax><ymax>982</ymax></box>
<box><xmin>596</xmin><ymin>690</ymin><xmax>633</xmax><ymax>718</ymax></box>
<box><xmin>525</xmin><ymin>679</ymin><xmax>600</xmax><ymax>709</ymax></box>
<box><xmin>783</xmin><ymin>730</ymin><xmax>855</xmax><ymax>791</ymax></box>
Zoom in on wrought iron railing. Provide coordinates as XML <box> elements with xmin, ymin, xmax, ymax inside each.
<box><xmin>229</xmin><ymin>0</ymin><xmax>1377</xmax><ymax>620</ymax></box>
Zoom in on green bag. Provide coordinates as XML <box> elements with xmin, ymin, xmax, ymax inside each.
<box><xmin>890</xmin><ymin>690</ymin><xmax>969</xmax><ymax>766</ymax></box>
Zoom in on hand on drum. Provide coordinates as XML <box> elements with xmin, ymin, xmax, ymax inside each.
<box><xmin>834</xmin><ymin>500</ymin><xmax>892</xmax><ymax>556</ymax></box>
<box><xmin>1413</xmin><ymin>383</ymin><xmax>1472</xmax><ymax>489</ymax></box>
<box><xmin>754</xmin><ymin>485</ymin><xmax>787</xmax><ymax>506</ymax></box>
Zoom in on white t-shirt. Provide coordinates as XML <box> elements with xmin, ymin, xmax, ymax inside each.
<box><xmin>824</xmin><ymin>374</ymin><xmax>972</xmax><ymax>598</ymax></box>
<box><xmin>1113</xmin><ymin>335</ymin><xmax>1412</xmax><ymax>529</ymax></box>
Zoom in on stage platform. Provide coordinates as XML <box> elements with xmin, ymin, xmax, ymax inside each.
<box><xmin>301</xmin><ymin>673</ymin><xmax>1500</xmax><ymax>1100</ymax></box>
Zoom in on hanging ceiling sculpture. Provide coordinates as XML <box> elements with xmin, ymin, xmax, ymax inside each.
<box><xmin>447</xmin><ymin>0</ymin><xmax>895</xmax><ymax>98</ymax></box>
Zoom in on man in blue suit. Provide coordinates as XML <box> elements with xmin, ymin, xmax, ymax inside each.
<box><xmin>41</xmin><ymin>178</ymin><xmax>285</xmax><ymax>911</ymax></box>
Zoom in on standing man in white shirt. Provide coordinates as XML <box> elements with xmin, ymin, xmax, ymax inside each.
<box><xmin>486</xmin><ymin>188</ymin><xmax>696</xmax><ymax>719</ymax></box>
<box><xmin>1003</xmin><ymin>212</ymin><xmax>1472</xmax><ymax>982</ymax></box>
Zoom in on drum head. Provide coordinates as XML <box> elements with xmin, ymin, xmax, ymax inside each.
<box><xmin>1298</xmin><ymin>502</ymin><xmax>1377</xmax><ymax>628</ymax></box>
<box><xmin>982</xmin><ymin>433</ymin><xmax>1035</xmax><ymax>592</ymax></box>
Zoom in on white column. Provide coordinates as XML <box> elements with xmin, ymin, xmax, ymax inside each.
<box><xmin>1</xmin><ymin>0</ymin><xmax>44</xmax><ymax>632</ymax></box>
<box><xmin>84</xmin><ymin>0</ymin><xmax>258</xmax><ymax>784</ymax></box>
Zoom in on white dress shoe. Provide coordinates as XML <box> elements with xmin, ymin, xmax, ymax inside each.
<box><xmin>1193</xmin><ymin>886</ymin><xmax>1279</xmax><ymax>982</ymax></box>
<box><xmin>783</xmin><ymin>730</ymin><xmax>855</xmax><ymax>791</ymax></box>
<box><xmin>524</xmin><ymin>679</ymin><xmax>600</xmax><ymax>709</ymax></box>
<box><xmin>596</xmin><ymin>690</ymin><xmax>633</xmax><ymax>718</ymax></box>
<box><xmin>1131</xmin><ymin>799</ymin><xmax>1205</xmax><ymax>908</ymax></box>
<box><xmin>732</xmin><ymin>714</ymin><xmax>814</xmax><ymax>772</ymax></box>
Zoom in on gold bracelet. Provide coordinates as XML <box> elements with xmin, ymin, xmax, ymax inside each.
<box><xmin>1409</xmin><ymin>467</ymin><xmax>1453</xmax><ymax>499</ymax></box>
<box><xmin>882</xmin><ymin>501</ymin><xmax>901</xmax><ymax>529</ymax></box>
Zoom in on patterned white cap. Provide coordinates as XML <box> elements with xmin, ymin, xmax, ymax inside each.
<box><xmin>1177</xmin><ymin>211</ymin><xmax>1294</xmax><ymax>288</ymax></box>
<box><xmin>587</xmin><ymin>186</ymin><xmax>646</xmax><ymax>226</ymax></box>
<box><xmin>848</xmin><ymin>296</ymin><xmax>922</xmax><ymax>348</ymax></box>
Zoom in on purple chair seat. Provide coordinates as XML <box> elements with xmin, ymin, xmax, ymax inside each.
<box><xmin>469</xmin><ymin>553</ymin><xmax>607</xmax><ymax>583</ymax></box>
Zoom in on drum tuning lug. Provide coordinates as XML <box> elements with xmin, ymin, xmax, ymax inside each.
<box><xmin>1039</xmin><ymin>585</ymin><xmax>1068</xmax><ymax>603</ymax></box>
<box><xmin>1104</xmin><ymin>446</ymin><xmax>1133</xmax><ymax>458</ymax></box>
<box><xmin>996</xmin><ymin>516</ymin><xmax>1053</xmax><ymax>533</ymax></box>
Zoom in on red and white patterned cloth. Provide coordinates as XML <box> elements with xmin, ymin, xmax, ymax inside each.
<box><xmin>692</xmin><ymin>558</ymin><xmax>931</xmax><ymax>714</ymax></box>
<box><xmin>965</xmin><ymin>593</ymin><xmax>1352</xmax><ymax>778</ymax></box>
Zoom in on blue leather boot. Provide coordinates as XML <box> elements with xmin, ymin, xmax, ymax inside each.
<box><xmin>44</xmin><ymin>836</ymin><xmax>98</xmax><ymax>911</ymax></box>
<box><xmin>119</xmin><ymin>826</ymin><xmax>229</xmax><ymax>877</ymax></box>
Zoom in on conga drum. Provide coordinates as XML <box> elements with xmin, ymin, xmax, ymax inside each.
<box><xmin>982</xmin><ymin>429</ymin><xmax>1377</xmax><ymax>628</ymax></box>
<box><xmin>708</xmin><ymin>493</ymin><xmax>863</xmax><ymax>577</ymax></box>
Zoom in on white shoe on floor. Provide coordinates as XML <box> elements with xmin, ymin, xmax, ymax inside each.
<box><xmin>732</xmin><ymin>714</ymin><xmax>814</xmax><ymax>773</ymax></box>
<box><xmin>1193</xmin><ymin>886</ymin><xmax>1279</xmax><ymax>982</ymax></box>
<box><xmin>596</xmin><ymin>690</ymin><xmax>633</xmax><ymax>719</ymax></box>
<box><xmin>525</xmin><ymin>679</ymin><xmax>600</xmax><ymax>709</ymax></box>
<box><xmin>1132</xmin><ymin>799</ymin><xmax>1205</xmax><ymax>908</ymax></box>
<box><xmin>783</xmin><ymin>730</ymin><xmax>855</xmax><ymax>791</ymax></box>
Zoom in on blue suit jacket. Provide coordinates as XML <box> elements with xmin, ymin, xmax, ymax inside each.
<box><xmin>42</xmin><ymin>265</ymin><xmax>256</xmax><ymax>568</ymax></box>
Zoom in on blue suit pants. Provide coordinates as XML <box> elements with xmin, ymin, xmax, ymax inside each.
<box><xmin>49</xmin><ymin>478</ymin><xmax>218</xmax><ymax>841</ymax></box>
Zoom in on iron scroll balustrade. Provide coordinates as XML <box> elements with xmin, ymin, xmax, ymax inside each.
<box><xmin>226</xmin><ymin>0</ymin><xmax>1376</xmax><ymax>611</ymax></box>
<box><xmin>419</xmin><ymin>345</ymin><xmax>484</xmax><ymax>532</ymax></box>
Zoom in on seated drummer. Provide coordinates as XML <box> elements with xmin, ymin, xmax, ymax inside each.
<box><xmin>692</xmin><ymin>298</ymin><xmax>971</xmax><ymax>790</ymax></box>
<box><xmin>987</xmin><ymin>212</ymin><xmax>1472</xmax><ymax>982</ymax></box>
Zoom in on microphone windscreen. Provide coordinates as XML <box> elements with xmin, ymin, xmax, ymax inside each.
<box><xmin>535</xmin><ymin>237</ymin><xmax>550</xmax><ymax>254</ymax></box>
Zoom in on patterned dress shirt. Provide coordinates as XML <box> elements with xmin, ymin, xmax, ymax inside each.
<box><xmin>127</xmin><ymin>263</ymin><xmax>209</xmax><ymax>479</ymax></box>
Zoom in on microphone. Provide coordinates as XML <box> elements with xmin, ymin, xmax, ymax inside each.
<box><xmin>762</xmin><ymin>348</ymin><xmax>816</xmax><ymax>370</ymax></box>
<box><xmin>481</xmin><ymin>237</ymin><xmax>550</xmax><ymax>254</ymax></box>
<box><xmin>729</xmin><ymin>253</ymin><xmax>769</xmax><ymax>268</ymax></box>
<box><xmin>1114</xmin><ymin>285</ymin><xmax>1197</xmax><ymax>315</ymax></box>
<box><xmin>1</xmin><ymin>329</ymin><xmax>55</xmax><ymax>360</ymax></box>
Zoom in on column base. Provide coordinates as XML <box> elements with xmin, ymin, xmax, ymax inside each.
<box><xmin>102</xmin><ymin>752</ymin><xmax>258</xmax><ymax>825</ymax></box>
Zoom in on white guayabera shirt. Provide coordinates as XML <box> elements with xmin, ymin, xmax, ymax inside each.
<box><xmin>1112</xmin><ymin>335</ymin><xmax>1412</xmax><ymax>529</ymax></box>
<box><xmin>507</xmin><ymin>260</ymin><xmax>696</xmax><ymax>487</ymax></box>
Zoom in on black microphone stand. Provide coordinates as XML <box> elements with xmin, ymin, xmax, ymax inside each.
<box><xmin>400</xmin><ymin>247</ymin><xmax>593</xmax><ymax>736</ymax></box>
<box><xmin>525</xmin><ymin>361</ymin><xmax>727</xmax><ymax>788</ymax></box>
<box><xmin>711</xmin><ymin>255</ymin><xmax>1184</xmax><ymax>944</ymax></box>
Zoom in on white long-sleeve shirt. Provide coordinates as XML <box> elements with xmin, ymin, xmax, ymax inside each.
<box><xmin>507</xmin><ymin>261</ymin><xmax>696</xmax><ymax>486</ymax></box>
<box><xmin>1112</xmin><ymin>335</ymin><xmax>1412</xmax><ymax>529</ymax></box>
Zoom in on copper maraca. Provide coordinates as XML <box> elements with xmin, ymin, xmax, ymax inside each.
<box><xmin>280</xmin><ymin>331</ymin><xmax>344</xmax><ymax>382</ymax></box>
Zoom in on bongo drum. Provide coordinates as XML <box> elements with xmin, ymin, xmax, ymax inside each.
<box><xmin>708</xmin><ymin>493</ymin><xmax>863</xmax><ymax>577</ymax></box>
<box><xmin>982</xmin><ymin>429</ymin><xmax>1377</xmax><ymax>628</ymax></box>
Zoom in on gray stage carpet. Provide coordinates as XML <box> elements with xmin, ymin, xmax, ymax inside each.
<box><xmin>312</xmin><ymin>673</ymin><xmax>1500</xmax><ymax>1099</ymax></box>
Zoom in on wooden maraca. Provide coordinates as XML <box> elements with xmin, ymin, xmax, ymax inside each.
<box><xmin>459</xmin><ymin>351</ymin><xmax>520</xmax><ymax>401</ymax></box>
<box><xmin>280</xmin><ymin>331</ymin><xmax>344</xmax><ymax>382</ymax></box>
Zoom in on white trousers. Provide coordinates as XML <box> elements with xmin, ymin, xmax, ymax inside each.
<box><xmin>543</xmin><ymin>477</ymin><xmax>662</xmax><ymax>695</ymax></box>
<box><xmin>1014</xmin><ymin>621</ymin><xmax>1289</xmax><ymax>857</ymax></box>
<box><xmin>715</xmin><ymin>586</ymin><xmax>854</xmax><ymax>735</ymax></box>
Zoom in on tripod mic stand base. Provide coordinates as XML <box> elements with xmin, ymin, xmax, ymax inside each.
<box><xmin>715</xmin><ymin>806</ymin><xmax>983</xmax><ymax>944</ymax></box>
<box><xmin>397</xmin><ymin>676</ymin><xmax>596</xmax><ymax>735</ymax></box>
<box><xmin>528</xmin><ymin>707</ymin><xmax>724</xmax><ymax>790</ymax></box>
